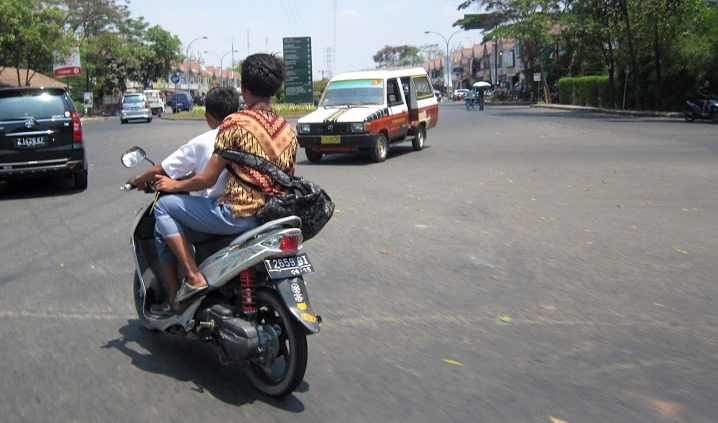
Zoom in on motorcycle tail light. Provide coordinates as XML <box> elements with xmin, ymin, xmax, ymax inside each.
<box><xmin>280</xmin><ymin>235</ymin><xmax>299</xmax><ymax>254</ymax></box>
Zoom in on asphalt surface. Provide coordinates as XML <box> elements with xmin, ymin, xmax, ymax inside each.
<box><xmin>1</xmin><ymin>103</ymin><xmax>717</xmax><ymax>423</ymax></box>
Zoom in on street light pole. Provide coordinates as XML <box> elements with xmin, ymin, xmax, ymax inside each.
<box><xmin>185</xmin><ymin>36</ymin><xmax>207</xmax><ymax>95</ymax></box>
<box><xmin>425</xmin><ymin>30</ymin><xmax>462</xmax><ymax>94</ymax></box>
<box><xmin>205</xmin><ymin>50</ymin><xmax>238</xmax><ymax>86</ymax></box>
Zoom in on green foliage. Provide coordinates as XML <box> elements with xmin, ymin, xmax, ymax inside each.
<box><xmin>0</xmin><ymin>0</ymin><xmax>70</xmax><ymax>84</ymax></box>
<box><xmin>558</xmin><ymin>76</ymin><xmax>611</xmax><ymax>107</ymax></box>
<box><xmin>373</xmin><ymin>45</ymin><xmax>424</xmax><ymax>68</ymax></box>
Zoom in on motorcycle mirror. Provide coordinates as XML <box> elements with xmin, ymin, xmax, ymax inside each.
<box><xmin>121</xmin><ymin>147</ymin><xmax>147</xmax><ymax>168</ymax></box>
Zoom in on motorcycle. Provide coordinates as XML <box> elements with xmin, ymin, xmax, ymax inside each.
<box><xmin>120</xmin><ymin>146</ymin><xmax>321</xmax><ymax>397</ymax></box>
<box><xmin>683</xmin><ymin>97</ymin><xmax>718</xmax><ymax>123</ymax></box>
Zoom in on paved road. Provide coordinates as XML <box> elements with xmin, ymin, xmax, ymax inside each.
<box><xmin>1</xmin><ymin>104</ymin><xmax>717</xmax><ymax>423</ymax></box>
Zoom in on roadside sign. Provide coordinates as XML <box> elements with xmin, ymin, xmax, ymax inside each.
<box><xmin>283</xmin><ymin>37</ymin><xmax>313</xmax><ymax>104</ymax></box>
<box><xmin>53</xmin><ymin>47</ymin><xmax>82</xmax><ymax>78</ymax></box>
<box><xmin>533</xmin><ymin>72</ymin><xmax>541</xmax><ymax>82</ymax></box>
<box><xmin>171</xmin><ymin>73</ymin><xmax>181</xmax><ymax>84</ymax></box>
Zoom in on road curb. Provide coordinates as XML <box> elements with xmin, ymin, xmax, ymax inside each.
<box><xmin>530</xmin><ymin>103</ymin><xmax>682</xmax><ymax>119</ymax></box>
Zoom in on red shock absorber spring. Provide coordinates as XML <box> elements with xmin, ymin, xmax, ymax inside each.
<box><xmin>239</xmin><ymin>268</ymin><xmax>257</xmax><ymax>313</ymax></box>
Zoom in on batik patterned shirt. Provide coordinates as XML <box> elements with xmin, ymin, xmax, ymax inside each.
<box><xmin>214</xmin><ymin>108</ymin><xmax>297</xmax><ymax>218</ymax></box>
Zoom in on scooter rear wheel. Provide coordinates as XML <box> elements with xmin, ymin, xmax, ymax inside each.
<box><xmin>245</xmin><ymin>289</ymin><xmax>308</xmax><ymax>397</ymax></box>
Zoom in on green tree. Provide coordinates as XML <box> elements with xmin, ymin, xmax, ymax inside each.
<box><xmin>134</xmin><ymin>26</ymin><xmax>182</xmax><ymax>88</ymax></box>
<box><xmin>0</xmin><ymin>0</ymin><xmax>71</xmax><ymax>86</ymax></box>
<box><xmin>372</xmin><ymin>45</ymin><xmax>424</xmax><ymax>68</ymax></box>
<box><xmin>459</xmin><ymin>0</ymin><xmax>564</xmax><ymax>103</ymax></box>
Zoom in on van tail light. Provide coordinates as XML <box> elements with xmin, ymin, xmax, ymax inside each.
<box><xmin>145</xmin><ymin>100</ymin><xmax>149</xmax><ymax>108</ymax></box>
<box><xmin>71</xmin><ymin>111</ymin><xmax>82</xmax><ymax>142</ymax></box>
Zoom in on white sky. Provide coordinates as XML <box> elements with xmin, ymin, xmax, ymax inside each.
<box><xmin>128</xmin><ymin>0</ymin><xmax>486</xmax><ymax>78</ymax></box>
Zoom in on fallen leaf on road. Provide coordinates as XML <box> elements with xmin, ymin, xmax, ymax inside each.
<box><xmin>441</xmin><ymin>359</ymin><xmax>464</xmax><ymax>366</ymax></box>
<box><xmin>499</xmin><ymin>315</ymin><xmax>512</xmax><ymax>323</ymax></box>
<box><xmin>378</xmin><ymin>249</ymin><xmax>391</xmax><ymax>255</ymax></box>
<box><xmin>59</xmin><ymin>263</ymin><xmax>64</xmax><ymax>268</ymax></box>
<box><xmin>675</xmin><ymin>249</ymin><xmax>689</xmax><ymax>255</ymax></box>
<box><xmin>602</xmin><ymin>179</ymin><xmax>608</xmax><ymax>184</ymax></box>
<box><xmin>653</xmin><ymin>302</ymin><xmax>665</xmax><ymax>308</ymax></box>
<box><xmin>549</xmin><ymin>416</ymin><xmax>570</xmax><ymax>423</ymax></box>
<box><xmin>617</xmin><ymin>204</ymin><xmax>624</xmax><ymax>209</ymax></box>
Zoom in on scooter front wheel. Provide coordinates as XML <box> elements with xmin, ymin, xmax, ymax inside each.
<box><xmin>245</xmin><ymin>289</ymin><xmax>308</xmax><ymax>397</ymax></box>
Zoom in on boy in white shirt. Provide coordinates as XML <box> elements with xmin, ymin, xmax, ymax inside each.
<box><xmin>127</xmin><ymin>86</ymin><xmax>239</xmax><ymax>196</ymax></box>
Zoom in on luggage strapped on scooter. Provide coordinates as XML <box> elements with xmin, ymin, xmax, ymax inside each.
<box><xmin>214</xmin><ymin>148</ymin><xmax>335</xmax><ymax>241</ymax></box>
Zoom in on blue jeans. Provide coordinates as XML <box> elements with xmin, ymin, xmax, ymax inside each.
<box><xmin>153</xmin><ymin>195</ymin><xmax>259</xmax><ymax>265</ymax></box>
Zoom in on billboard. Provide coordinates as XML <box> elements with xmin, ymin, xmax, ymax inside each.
<box><xmin>282</xmin><ymin>37</ymin><xmax>313</xmax><ymax>104</ymax></box>
<box><xmin>53</xmin><ymin>47</ymin><xmax>82</xmax><ymax>78</ymax></box>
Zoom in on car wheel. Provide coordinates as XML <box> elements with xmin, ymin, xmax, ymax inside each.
<box><xmin>121</xmin><ymin>119</ymin><xmax>127</xmax><ymax>124</ymax></box>
<box><xmin>73</xmin><ymin>170</ymin><xmax>88</xmax><ymax>190</ymax></box>
<box><xmin>305</xmin><ymin>148</ymin><xmax>323</xmax><ymax>163</ymax></box>
<box><xmin>147</xmin><ymin>117</ymin><xmax>152</xmax><ymax>123</ymax></box>
<box><xmin>371</xmin><ymin>133</ymin><xmax>389</xmax><ymax>163</ymax></box>
<box><xmin>412</xmin><ymin>126</ymin><xmax>426</xmax><ymax>151</ymax></box>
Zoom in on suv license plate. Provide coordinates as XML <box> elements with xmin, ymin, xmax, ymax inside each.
<box><xmin>16</xmin><ymin>136</ymin><xmax>46</xmax><ymax>147</ymax></box>
<box><xmin>321</xmin><ymin>135</ymin><xmax>340</xmax><ymax>144</ymax></box>
<box><xmin>264</xmin><ymin>253</ymin><xmax>315</xmax><ymax>279</ymax></box>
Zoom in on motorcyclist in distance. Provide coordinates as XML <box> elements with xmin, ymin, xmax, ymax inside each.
<box><xmin>697</xmin><ymin>80</ymin><xmax>711</xmax><ymax>116</ymax></box>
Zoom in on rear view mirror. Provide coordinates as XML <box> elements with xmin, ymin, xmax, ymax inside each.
<box><xmin>121</xmin><ymin>147</ymin><xmax>147</xmax><ymax>168</ymax></box>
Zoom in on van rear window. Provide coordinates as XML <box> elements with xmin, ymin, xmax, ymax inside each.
<box><xmin>321</xmin><ymin>79</ymin><xmax>384</xmax><ymax>106</ymax></box>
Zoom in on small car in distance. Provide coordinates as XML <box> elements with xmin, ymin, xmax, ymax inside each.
<box><xmin>0</xmin><ymin>86</ymin><xmax>89</xmax><ymax>189</ymax></box>
<box><xmin>120</xmin><ymin>93</ymin><xmax>152</xmax><ymax>123</ymax></box>
<box><xmin>452</xmin><ymin>89</ymin><xmax>471</xmax><ymax>101</ymax></box>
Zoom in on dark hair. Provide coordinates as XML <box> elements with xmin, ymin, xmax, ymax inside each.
<box><xmin>240</xmin><ymin>53</ymin><xmax>286</xmax><ymax>97</ymax></box>
<box><xmin>204</xmin><ymin>86</ymin><xmax>240</xmax><ymax>121</ymax></box>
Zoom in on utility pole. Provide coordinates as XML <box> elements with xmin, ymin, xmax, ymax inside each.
<box><xmin>324</xmin><ymin>47</ymin><xmax>334</xmax><ymax>79</ymax></box>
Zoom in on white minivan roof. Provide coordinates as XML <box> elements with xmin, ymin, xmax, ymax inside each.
<box><xmin>330</xmin><ymin>67</ymin><xmax>429</xmax><ymax>82</ymax></box>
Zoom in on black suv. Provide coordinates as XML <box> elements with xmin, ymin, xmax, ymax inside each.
<box><xmin>0</xmin><ymin>87</ymin><xmax>88</xmax><ymax>189</ymax></box>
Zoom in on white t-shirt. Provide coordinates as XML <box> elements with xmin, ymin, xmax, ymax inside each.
<box><xmin>161</xmin><ymin>128</ymin><xmax>229</xmax><ymax>198</ymax></box>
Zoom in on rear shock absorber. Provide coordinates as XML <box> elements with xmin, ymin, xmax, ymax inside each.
<box><xmin>239</xmin><ymin>268</ymin><xmax>257</xmax><ymax>313</ymax></box>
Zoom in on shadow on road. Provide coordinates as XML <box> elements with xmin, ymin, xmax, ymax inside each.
<box><xmin>0</xmin><ymin>177</ymin><xmax>85</xmax><ymax>199</ymax></box>
<box><xmin>102</xmin><ymin>320</ymin><xmax>308</xmax><ymax>411</ymax></box>
<box><xmin>299</xmin><ymin>145</ymin><xmax>426</xmax><ymax>166</ymax></box>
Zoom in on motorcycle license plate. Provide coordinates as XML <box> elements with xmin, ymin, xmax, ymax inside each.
<box><xmin>264</xmin><ymin>253</ymin><xmax>315</xmax><ymax>279</ymax></box>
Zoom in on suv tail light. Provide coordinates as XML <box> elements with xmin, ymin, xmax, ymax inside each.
<box><xmin>71</xmin><ymin>111</ymin><xmax>82</xmax><ymax>142</ymax></box>
<box><xmin>121</xmin><ymin>102</ymin><xmax>125</xmax><ymax>110</ymax></box>
<box><xmin>145</xmin><ymin>100</ymin><xmax>149</xmax><ymax>108</ymax></box>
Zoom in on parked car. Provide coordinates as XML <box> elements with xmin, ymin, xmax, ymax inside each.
<box><xmin>120</xmin><ymin>93</ymin><xmax>152</xmax><ymax>124</ymax></box>
<box><xmin>192</xmin><ymin>94</ymin><xmax>206</xmax><ymax>106</ymax></box>
<box><xmin>452</xmin><ymin>89</ymin><xmax>471</xmax><ymax>101</ymax></box>
<box><xmin>170</xmin><ymin>92</ymin><xmax>192</xmax><ymax>113</ymax></box>
<box><xmin>0</xmin><ymin>87</ymin><xmax>88</xmax><ymax>189</ymax></box>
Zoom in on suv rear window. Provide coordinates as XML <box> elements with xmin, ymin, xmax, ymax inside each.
<box><xmin>0</xmin><ymin>93</ymin><xmax>67</xmax><ymax>120</ymax></box>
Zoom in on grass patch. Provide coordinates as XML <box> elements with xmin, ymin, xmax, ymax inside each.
<box><xmin>163</xmin><ymin>103</ymin><xmax>317</xmax><ymax>120</ymax></box>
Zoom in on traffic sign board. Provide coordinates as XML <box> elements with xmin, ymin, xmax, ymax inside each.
<box><xmin>171</xmin><ymin>73</ymin><xmax>181</xmax><ymax>84</ymax></box>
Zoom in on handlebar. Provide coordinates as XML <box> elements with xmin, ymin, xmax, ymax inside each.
<box><xmin>121</xmin><ymin>183</ymin><xmax>134</xmax><ymax>191</ymax></box>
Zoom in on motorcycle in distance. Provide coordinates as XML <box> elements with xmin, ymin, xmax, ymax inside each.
<box><xmin>683</xmin><ymin>97</ymin><xmax>718</xmax><ymax>123</ymax></box>
<box><xmin>120</xmin><ymin>146</ymin><xmax>321</xmax><ymax>397</ymax></box>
